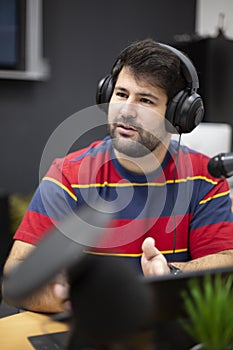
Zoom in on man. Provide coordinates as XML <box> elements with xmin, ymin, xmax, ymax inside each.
<box><xmin>3</xmin><ymin>38</ymin><xmax>233</xmax><ymax>313</ymax></box>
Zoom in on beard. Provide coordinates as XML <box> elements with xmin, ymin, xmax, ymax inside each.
<box><xmin>108</xmin><ymin>116</ymin><xmax>166</xmax><ymax>158</ymax></box>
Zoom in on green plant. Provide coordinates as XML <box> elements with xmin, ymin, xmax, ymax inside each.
<box><xmin>180</xmin><ymin>274</ymin><xmax>233</xmax><ymax>350</ymax></box>
<box><xmin>9</xmin><ymin>192</ymin><xmax>33</xmax><ymax>235</ymax></box>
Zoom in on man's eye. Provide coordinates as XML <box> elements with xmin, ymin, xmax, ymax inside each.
<box><xmin>116</xmin><ymin>92</ymin><xmax>128</xmax><ymax>98</ymax></box>
<box><xmin>141</xmin><ymin>98</ymin><xmax>153</xmax><ymax>105</ymax></box>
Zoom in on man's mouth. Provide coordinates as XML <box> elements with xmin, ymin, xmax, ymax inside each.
<box><xmin>116</xmin><ymin>122</ymin><xmax>138</xmax><ymax>136</ymax></box>
<box><xmin>117</xmin><ymin>122</ymin><xmax>137</xmax><ymax>131</ymax></box>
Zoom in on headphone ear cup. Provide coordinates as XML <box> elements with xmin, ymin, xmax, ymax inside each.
<box><xmin>165</xmin><ymin>90</ymin><xmax>185</xmax><ymax>133</ymax></box>
<box><xmin>96</xmin><ymin>75</ymin><xmax>114</xmax><ymax>112</ymax></box>
<box><xmin>165</xmin><ymin>90</ymin><xmax>204</xmax><ymax>134</ymax></box>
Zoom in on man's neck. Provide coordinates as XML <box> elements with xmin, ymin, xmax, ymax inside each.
<box><xmin>114</xmin><ymin>135</ymin><xmax>171</xmax><ymax>174</ymax></box>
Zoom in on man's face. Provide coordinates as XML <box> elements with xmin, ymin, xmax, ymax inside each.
<box><xmin>108</xmin><ymin>67</ymin><xmax>169</xmax><ymax>157</ymax></box>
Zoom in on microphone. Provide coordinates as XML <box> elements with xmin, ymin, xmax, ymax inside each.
<box><xmin>207</xmin><ymin>153</ymin><xmax>233</xmax><ymax>178</ymax></box>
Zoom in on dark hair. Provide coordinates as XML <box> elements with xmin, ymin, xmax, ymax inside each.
<box><xmin>111</xmin><ymin>38</ymin><xmax>186</xmax><ymax>101</ymax></box>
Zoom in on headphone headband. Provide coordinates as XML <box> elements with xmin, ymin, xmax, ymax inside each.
<box><xmin>96</xmin><ymin>41</ymin><xmax>204</xmax><ymax>134</ymax></box>
<box><xmin>159</xmin><ymin>43</ymin><xmax>199</xmax><ymax>91</ymax></box>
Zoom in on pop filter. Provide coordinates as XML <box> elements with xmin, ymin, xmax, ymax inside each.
<box><xmin>3</xmin><ymin>202</ymin><xmax>113</xmax><ymax>303</ymax></box>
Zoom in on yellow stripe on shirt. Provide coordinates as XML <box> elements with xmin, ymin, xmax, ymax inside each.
<box><xmin>43</xmin><ymin>176</ymin><xmax>78</xmax><ymax>201</ymax></box>
<box><xmin>71</xmin><ymin>176</ymin><xmax>218</xmax><ymax>189</ymax></box>
<box><xmin>199</xmin><ymin>190</ymin><xmax>230</xmax><ymax>205</ymax></box>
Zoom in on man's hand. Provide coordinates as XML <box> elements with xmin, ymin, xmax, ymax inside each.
<box><xmin>141</xmin><ymin>237</ymin><xmax>170</xmax><ymax>276</ymax></box>
<box><xmin>53</xmin><ymin>272</ymin><xmax>71</xmax><ymax>311</ymax></box>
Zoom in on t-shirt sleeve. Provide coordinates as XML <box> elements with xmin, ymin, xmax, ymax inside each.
<box><xmin>189</xmin><ymin>176</ymin><xmax>233</xmax><ymax>259</ymax></box>
<box><xmin>13</xmin><ymin>157</ymin><xmax>78</xmax><ymax>245</ymax></box>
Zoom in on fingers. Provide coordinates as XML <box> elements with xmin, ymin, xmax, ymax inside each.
<box><xmin>141</xmin><ymin>237</ymin><xmax>161</xmax><ymax>260</ymax></box>
<box><xmin>54</xmin><ymin>283</ymin><xmax>71</xmax><ymax>311</ymax></box>
<box><xmin>54</xmin><ymin>283</ymin><xmax>69</xmax><ymax>300</ymax></box>
<box><xmin>53</xmin><ymin>272</ymin><xmax>71</xmax><ymax>311</ymax></box>
<box><xmin>141</xmin><ymin>237</ymin><xmax>170</xmax><ymax>276</ymax></box>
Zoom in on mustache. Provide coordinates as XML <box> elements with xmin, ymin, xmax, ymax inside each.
<box><xmin>112</xmin><ymin>115</ymin><xmax>142</xmax><ymax>130</ymax></box>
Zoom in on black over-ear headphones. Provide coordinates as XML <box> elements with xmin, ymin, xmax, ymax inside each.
<box><xmin>96</xmin><ymin>43</ymin><xmax>204</xmax><ymax>134</ymax></box>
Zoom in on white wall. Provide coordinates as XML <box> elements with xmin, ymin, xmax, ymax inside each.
<box><xmin>196</xmin><ymin>0</ymin><xmax>233</xmax><ymax>39</ymax></box>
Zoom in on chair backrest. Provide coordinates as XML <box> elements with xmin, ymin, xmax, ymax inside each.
<box><xmin>173</xmin><ymin>122</ymin><xmax>233</xmax><ymax>197</ymax></box>
<box><xmin>172</xmin><ymin>122</ymin><xmax>232</xmax><ymax>157</ymax></box>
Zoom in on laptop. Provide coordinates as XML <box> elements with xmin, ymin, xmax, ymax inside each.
<box><xmin>28</xmin><ymin>264</ymin><xmax>233</xmax><ymax>350</ymax></box>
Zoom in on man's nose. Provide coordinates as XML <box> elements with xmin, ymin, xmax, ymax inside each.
<box><xmin>119</xmin><ymin>101</ymin><xmax>137</xmax><ymax>118</ymax></box>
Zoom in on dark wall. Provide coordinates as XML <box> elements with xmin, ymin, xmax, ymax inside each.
<box><xmin>174</xmin><ymin>37</ymin><xmax>233</xmax><ymax>151</ymax></box>
<box><xmin>0</xmin><ymin>0</ymin><xmax>196</xmax><ymax>194</ymax></box>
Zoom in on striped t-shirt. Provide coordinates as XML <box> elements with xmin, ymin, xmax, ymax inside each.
<box><xmin>14</xmin><ymin>137</ymin><xmax>233</xmax><ymax>273</ymax></box>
